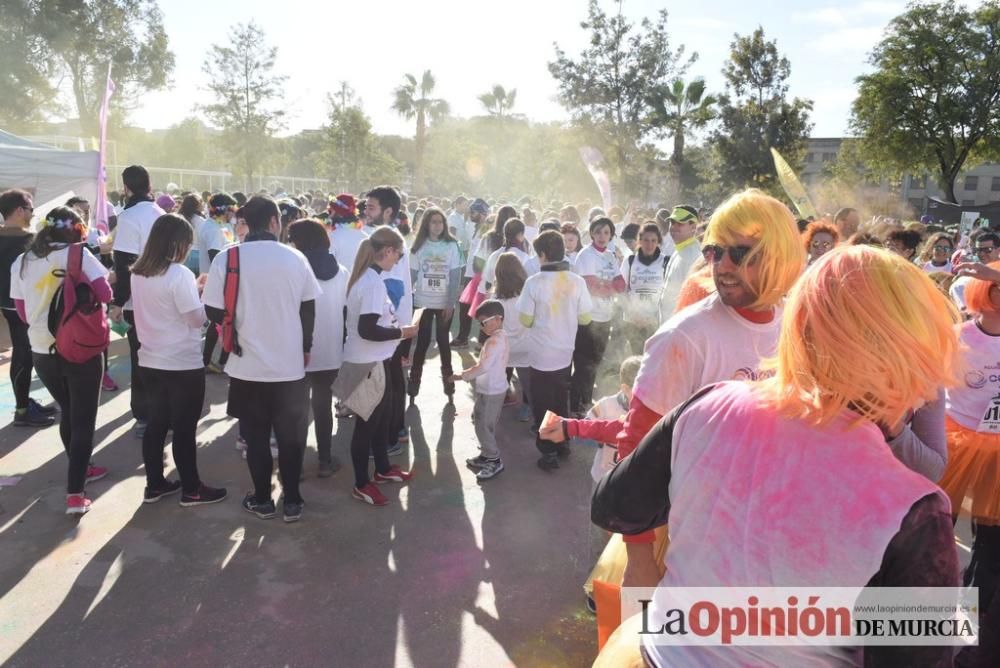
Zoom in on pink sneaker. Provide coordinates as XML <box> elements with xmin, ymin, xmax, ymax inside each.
<box><xmin>102</xmin><ymin>373</ymin><xmax>119</xmax><ymax>391</ymax></box>
<box><xmin>66</xmin><ymin>494</ymin><xmax>91</xmax><ymax>515</ymax></box>
<box><xmin>85</xmin><ymin>465</ymin><xmax>108</xmax><ymax>484</ymax></box>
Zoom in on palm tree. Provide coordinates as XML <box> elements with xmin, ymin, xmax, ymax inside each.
<box><xmin>651</xmin><ymin>78</ymin><xmax>718</xmax><ymax>165</ymax></box>
<box><xmin>478</xmin><ymin>84</ymin><xmax>518</xmax><ymax>118</ymax></box>
<box><xmin>392</xmin><ymin>70</ymin><xmax>449</xmax><ymax>193</ymax></box>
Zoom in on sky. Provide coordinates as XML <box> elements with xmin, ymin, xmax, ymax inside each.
<box><xmin>127</xmin><ymin>0</ymin><xmax>921</xmax><ymax>139</ymax></box>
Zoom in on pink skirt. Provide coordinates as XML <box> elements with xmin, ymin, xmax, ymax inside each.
<box><xmin>459</xmin><ymin>273</ymin><xmax>482</xmax><ymax>305</ymax></box>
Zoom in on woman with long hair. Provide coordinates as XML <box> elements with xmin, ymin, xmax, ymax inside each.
<box><xmin>621</xmin><ymin>222</ymin><xmax>669</xmax><ymax>355</ymax></box>
<box><xmin>10</xmin><ymin>207</ymin><xmax>112</xmax><ymax>514</ymax></box>
<box><xmin>131</xmin><ymin>213</ymin><xmax>226</xmax><ymax>507</ymax></box>
<box><xmin>408</xmin><ymin>207</ymin><xmax>462</xmax><ymax>400</ymax></box>
<box><xmin>287</xmin><ymin>218</ymin><xmax>347</xmax><ymax>477</ymax></box>
<box><xmin>494</xmin><ymin>253</ymin><xmax>533</xmax><ymax>421</ymax></box>
<box><xmin>340</xmin><ymin>227</ymin><xmax>419</xmax><ymax>506</ymax></box>
<box><xmin>919</xmin><ymin>231</ymin><xmax>955</xmax><ymax>274</ymax></box>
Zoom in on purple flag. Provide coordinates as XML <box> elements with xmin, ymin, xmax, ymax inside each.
<box><xmin>94</xmin><ymin>64</ymin><xmax>115</xmax><ymax>235</ymax></box>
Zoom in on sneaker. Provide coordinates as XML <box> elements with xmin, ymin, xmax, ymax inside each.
<box><xmin>241</xmin><ymin>492</ymin><xmax>276</xmax><ymax>519</ymax></box>
<box><xmin>476</xmin><ymin>459</ymin><xmax>504</xmax><ymax>480</ymax></box>
<box><xmin>517</xmin><ymin>404</ymin><xmax>532</xmax><ymax>422</ymax></box>
<box><xmin>352</xmin><ymin>482</ymin><xmax>389</xmax><ymax>506</ymax></box>
<box><xmin>374</xmin><ymin>465</ymin><xmax>414</xmax><ymax>484</ymax></box>
<box><xmin>66</xmin><ymin>493</ymin><xmax>91</xmax><ymax>515</ymax></box>
<box><xmin>556</xmin><ymin>444</ymin><xmax>571</xmax><ymax>459</ymax></box>
<box><xmin>318</xmin><ymin>457</ymin><xmax>341</xmax><ymax>478</ymax></box>
<box><xmin>86</xmin><ymin>465</ymin><xmax>108</xmax><ymax>484</ymax></box>
<box><xmin>133</xmin><ymin>420</ymin><xmax>148</xmax><ymax>439</ymax></box>
<box><xmin>206</xmin><ymin>362</ymin><xmax>225</xmax><ymax>374</ymax></box>
<box><xmin>450</xmin><ymin>337</ymin><xmax>469</xmax><ymax>349</ymax></box>
<box><xmin>143</xmin><ymin>479</ymin><xmax>181</xmax><ymax>503</ymax></box>
<box><xmin>466</xmin><ymin>455</ymin><xmax>490</xmax><ymax>470</ymax></box>
<box><xmin>283</xmin><ymin>499</ymin><xmax>304</xmax><ymax>523</ymax></box>
<box><xmin>28</xmin><ymin>398</ymin><xmax>57</xmax><ymax>415</ymax></box>
<box><xmin>101</xmin><ymin>373</ymin><xmax>119</xmax><ymax>391</ymax></box>
<box><xmin>387</xmin><ymin>442</ymin><xmax>404</xmax><ymax>457</ymax></box>
<box><xmin>179</xmin><ymin>484</ymin><xmax>227</xmax><ymax>507</ymax></box>
<box><xmin>13</xmin><ymin>404</ymin><xmax>55</xmax><ymax>427</ymax></box>
<box><xmin>537</xmin><ymin>455</ymin><xmax>559</xmax><ymax>471</ymax></box>
<box><xmin>503</xmin><ymin>391</ymin><xmax>519</xmax><ymax>407</ymax></box>
<box><xmin>397</xmin><ymin>428</ymin><xmax>409</xmax><ymax>443</ymax></box>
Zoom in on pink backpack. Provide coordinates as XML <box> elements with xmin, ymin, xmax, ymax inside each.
<box><xmin>48</xmin><ymin>243</ymin><xmax>109</xmax><ymax>363</ymax></box>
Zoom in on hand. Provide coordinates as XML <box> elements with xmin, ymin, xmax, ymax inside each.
<box><xmin>448</xmin><ymin>373</ymin><xmax>463</xmax><ymax>382</ymax></box>
<box><xmin>303</xmin><ymin>352</ymin><xmax>311</xmax><ymax>368</ymax></box>
<box><xmin>196</xmin><ymin>274</ymin><xmax>209</xmax><ymax>294</ymax></box>
<box><xmin>107</xmin><ymin>270</ymin><xmax>117</xmax><ymax>286</ymax></box>
<box><xmin>538</xmin><ymin>418</ymin><xmax>566</xmax><ymax>443</ymax></box>
<box><xmin>623</xmin><ymin>543</ymin><xmax>662</xmax><ymax>588</ymax></box>
<box><xmin>954</xmin><ymin>262</ymin><xmax>1000</xmax><ymax>283</ymax></box>
<box><xmin>108</xmin><ymin>305</ymin><xmax>123</xmax><ymax>323</ymax></box>
<box><xmin>400</xmin><ymin>325</ymin><xmax>419</xmax><ymax>339</ymax></box>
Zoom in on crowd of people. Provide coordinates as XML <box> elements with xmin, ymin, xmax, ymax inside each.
<box><xmin>2</xmin><ymin>167</ymin><xmax>1000</xmax><ymax>664</ymax></box>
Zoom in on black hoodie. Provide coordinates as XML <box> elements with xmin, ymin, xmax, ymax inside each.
<box><xmin>302</xmin><ymin>248</ymin><xmax>340</xmax><ymax>281</ymax></box>
<box><xmin>0</xmin><ymin>227</ymin><xmax>32</xmax><ymax>310</ymax></box>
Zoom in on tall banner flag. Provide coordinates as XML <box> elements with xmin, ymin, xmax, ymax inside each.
<box><xmin>771</xmin><ymin>147</ymin><xmax>818</xmax><ymax>220</ymax></box>
<box><xmin>579</xmin><ymin>146</ymin><xmax>613</xmax><ymax>212</ymax></box>
<box><xmin>94</xmin><ymin>64</ymin><xmax>115</xmax><ymax>235</ymax></box>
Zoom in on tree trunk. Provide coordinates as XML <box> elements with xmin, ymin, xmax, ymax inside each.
<box><xmin>672</xmin><ymin>122</ymin><xmax>684</xmax><ymax>165</ymax></box>
<box><xmin>414</xmin><ymin>111</ymin><xmax>427</xmax><ymax>195</ymax></box>
<box><xmin>942</xmin><ymin>173</ymin><xmax>958</xmax><ymax>205</ymax></box>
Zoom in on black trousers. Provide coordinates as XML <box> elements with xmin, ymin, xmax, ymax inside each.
<box><xmin>32</xmin><ymin>352</ymin><xmax>103</xmax><ymax>494</ymax></box>
<box><xmin>571</xmin><ymin>320</ymin><xmax>611</xmax><ymax>412</ymax></box>
<box><xmin>140</xmin><ymin>366</ymin><xmax>206</xmax><ymax>494</ymax></box>
<box><xmin>409</xmin><ymin>308</ymin><xmax>454</xmax><ymax>387</ymax></box>
<box><xmin>966</xmin><ymin>523</ymin><xmax>1000</xmax><ymax>615</ymax></box>
<box><xmin>124</xmin><ymin>311</ymin><xmax>149</xmax><ymax>421</ymax></box>
<box><xmin>622</xmin><ymin>320</ymin><xmax>656</xmax><ymax>357</ymax></box>
<box><xmin>457</xmin><ymin>300</ymin><xmax>474</xmax><ymax>341</ymax></box>
<box><xmin>228</xmin><ymin>377</ymin><xmax>308</xmax><ymax>505</ymax></box>
<box><xmin>3</xmin><ymin>308</ymin><xmax>32</xmax><ymax>410</ymax></box>
<box><xmin>530</xmin><ymin>365</ymin><xmax>571</xmax><ymax>457</ymax></box>
<box><xmin>307</xmin><ymin>369</ymin><xmax>338</xmax><ymax>462</ymax></box>
<box><xmin>350</xmin><ymin>359</ymin><xmax>393</xmax><ymax>488</ymax></box>
<box><xmin>388</xmin><ymin>339</ymin><xmax>409</xmax><ymax>442</ymax></box>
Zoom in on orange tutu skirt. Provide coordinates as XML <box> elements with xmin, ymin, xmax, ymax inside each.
<box><xmin>939</xmin><ymin>416</ymin><xmax>1000</xmax><ymax>524</ymax></box>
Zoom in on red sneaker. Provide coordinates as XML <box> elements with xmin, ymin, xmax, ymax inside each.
<box><xmin>86</xmin><ymin>465</ymin><xmax>108</xmax><ymax>484</ymax></box>
<box><xmin>66</xmin><ymin>494</ymin><xmax>91</xmax><ymax>515</ymax></box>
<box><xmin>352</xmin><ymin>482</ymin><xmax>389</xmax><ymax>506</ymax></box>
<box><xmin>373</xmin><ymin>465</ymin><xmax>414</xmax><ymax>484</ymax></box>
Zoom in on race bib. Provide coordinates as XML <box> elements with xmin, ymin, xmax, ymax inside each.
<box><xmin>978</xmin><ymin>394</ymin><xmax>1000</xmax><ymax>433</ymax></box>
<box><xmin>421</xmin><ymin>259</ymin><xmax>448</xmax><ymax>294</ymax></box>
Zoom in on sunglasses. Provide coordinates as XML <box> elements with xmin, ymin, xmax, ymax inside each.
<box><xmin>933</xmin><ymin>245</ymin><xmax>953</xmax><ymax>253</ymax></box>
<box><xmin>810</xmin><ymin>240</ymin><xmax>833</xmax><ymax>250</ymax></box>
<box><xmin>975</xmin><ymin>246</ymin><xmax>996</xmax><ymax>255</ymax></box>
<box><xmin>702</xmin><ymin>244</ymin><xmax>756</xmax><ymax>266</ymax></box>
<box><xmin>478</xmin><ymin>315</ymin><xmax>500</xmax><ymax>327</ymax></box>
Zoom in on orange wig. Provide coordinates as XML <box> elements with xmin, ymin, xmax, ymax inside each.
<box><xmin>802</xmin><ymin>221</ymin><xmax>840</xmax><ymax>253</ymax></box>
<box><xmin>759</xmin><ymin>246</ymin><xmax>962</xmax><ymax>428</ymax></box>
<box><xmin>962</xmin><ymin>261</ymin><xmax>1000</xmax><ymax>315</ymax></box>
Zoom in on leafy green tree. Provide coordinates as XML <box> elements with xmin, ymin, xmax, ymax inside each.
<box><xmin>710</xmin><ymin>27</ymin><xmax>812</xmax><ymax>192</ymax></box>
<box><xmin>650</xmin><ymin>78</ymin><xmax>717</xmax><ymax>166</ymax></box>
<box><xmin>851</xmin><ymin>0</ymin><xmax>1000</xmax><ymax>203</ymax></box>
<box><xmin>319</xmin><ymin>85</ymin><xmax>402</xmax><ymax>193</ymax></box>
<box><xmin>478</xmin><ymin>85</ymin><xmax>519</xmax><ymax>118</ymax></box>
<box><xmin>159</xmin><ymin>117</ymin><xmax>212</xmax><ymax>170</ymax></box>
<box><xmin>392</xmin><ymin>70</ymin><xmax>449</xmax><ymax>194</ymax></box>
<box><xmin>548</xmin><ymin>0</ymin><xmax>694</xmax><ymax>197</ymax></box>
<box><xmin>0</xmin><ymin>0</ymin><xmax>57</xmax><ymax>130</ymax></box>
<box><xmin>201</xmin><ymin>21</ymin><xmax>287</xmax><ymax>188</ymax></box>
<box><xmin>35</xmin><ymin>0</ymin><xmax>174</xmax><ymax>135</ymax></box>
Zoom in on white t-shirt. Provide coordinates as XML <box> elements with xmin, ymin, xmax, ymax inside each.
<box><xmin>950</xmin><ymin>275</ymin><xmax>971</xmax><ymax>312</ymax></box>
<box><xmin>922</xmin><ymin>260</ymin><xmax>953</xmax><ymax>274</ymax></box>
<box><xmin>946</xmin><ymin>320</ymin><xmax>1000</xmax><ymax>431</ymax></box>
<box><xmin>132</xmin><ymin>263</ymin><xmax>204</xmax><ymax>370</ymax></box>
<box><xmin>329</xmin><ymin>224</ymin><xmax>368</xmax><ymax>275</ymax></box>
<box><xmin>187</xmin><ymin>213</ymin><xmax>206</xmax><ymax>238</ymax></box>
<box><xmin>499</xmin><ymin>296</ymin><xmax>531</xmax><ymax>367</ymax></box>
<box><xmin>412</xmin><ymin>238</ymin><xmax>462</xmax><ymax>309</ymax></box>
<box><xmin>447</xmin><ymin>212</ymin><xmax>471</xmax><ymax>254</ymax></box>
<box><xmin>203</xmin><ymin>240</ymin><xmax>321</xmax><ymax>382</ymax></box>
<box><xmin>362</xmin><ymin>225</ymin><xmax>413</xmax><ymax>326</ymax></box>
<box><xmin>344</xmin><ymin>267</ymin><xmax>400</xmax><ymax>364</ymax></box>
<box><xmin>479</xmin><ymin>245</ymin><xmax>538</xmax><ymax>295</ymax></box>
<box><xmin>633</xmin><ymin>293</ymin><xmax>782</xmax><ymax>416</ymax></box>
<box><xmin>659</xmin><ymin>238</ymin><xmax>702</xmax><ymax>322</ymax></box>
<box><xmin>465</xmin><ymin>233</ymin><xmax>492</xmax><ymax>278</ymax></box>
<box><xmin>573</xmin><ymin>244</ymin><xmax>622</xmax><ymax>322</ymax></box>
<box><xmin>621</xmin><ymin>252</ymin><xmax>668</xmax><ymax>325</ymax></box>
<box><xmin>112</xmin><ymin>200</ymin><xmax>164</xmax><ymax>309</ymax></box>
<box><xmin>307</xmin><ymin>264</ymin><xmax>348</xmax><ymax>372</ymax></box>
<box><xmin>463</xmin><ymin>329</ymin><xmax>509</xmax><ymax>395</ymax></box>
<box><xmin>9</xmin><ymin>245</ymin><xmax>109</xmax><ymax>354</ymax></box>
<box><xmin>515</xmin><ymin>267</ymin><xmax>593</xmax><ymax>371</ymax></box>
<box><xmin>197</xmin><ymin>217</ymin><xmax>237</xmax><ymax>275</ymax></box>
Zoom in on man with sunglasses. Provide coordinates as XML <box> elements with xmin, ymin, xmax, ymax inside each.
<box><xmin>610</xmin><ymin>189</ymin><xmax>805</xmax><ymax>587</ymax></box>
<box><xmin>658</xmin><ymin>204</ymin><xmax>702</xmax><ymax>320</ymax></box>
<box><xmin>951</xmin><ymin>229</ymin><xmax>1000</xmax><ymax>312</ymax></box>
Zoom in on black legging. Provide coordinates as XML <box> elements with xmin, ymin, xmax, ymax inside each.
<box><xmin>202</xmin><ymin>322</ymin><xmax>229</xmax><ymax>367</ymax></box>
<box><xmin>350</xmin><ymin>359</ymin><xmax>393</xmax><ymax>488</ymax></box>
<box><xmin>32</xmin><ymin>352</ymin><xmax>103</xmax><ymax>494</ymax></box>
<box><xmin>530</xmin><ymin>365</ymin><xmax>571</xmax><ymax>458</ymax></box>
<box><xmin>409</xmin><ymin>308</ymin><xmax>454</xmax><ymax>387</ymax></box>
<box><xmin>140</xmin><ymin>366</ymin><xmax>206</xmax><ymax>494</ymax></box>
<box><xmin>571</xmin><ymin>320</ymin><xmax>612</xmax><ymax>412</ymax></box>
<box><xmin>388</xmin><ymin>339</ymin><xmax>408</xmax><ymax>442</ymax></box>
<box><xmin>307</xmin><ymin>369</ymin><xmax>338</xmax><ymax>463</ymax></box>
<box><xmin>124</xmin><ymin>311</ymin><xmax>149</xmax><ymax>421</ymax></box>
<box><xmin>3</xmin><ymin>308</ymin><xmax>32</xmax><ymax>410</ymax></box>
<box><xmin>457</xmin><ymin>300</ymin><xmax>474</xmax><ymax>341</ymax></box>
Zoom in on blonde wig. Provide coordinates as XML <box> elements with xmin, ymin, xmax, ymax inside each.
<box><xmin>758</xmin><ymin>245</ymin><xmax>962</xmax><ymax>428</ymax></box>
<box><xmin>703</xmin><ymin>189</ymin><xmax>806</xmax><ymax>309</ymax></box>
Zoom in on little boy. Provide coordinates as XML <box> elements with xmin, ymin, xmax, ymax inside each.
<box><xmin>452</xmin><ymin>300</ymin><xmax>509</xmax><ymax>480</ymax></box>
<box><xmin>586</xmin><ymin>356</ymin><xmax>641</xmax><ymax>482</ymax></box>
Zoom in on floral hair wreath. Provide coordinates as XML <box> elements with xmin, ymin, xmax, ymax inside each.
<box><xmin>209</xmin><ymin>204</ymin><xmax>236</xmax><ymax>217</ymax></box>
<box><xmin>39</xmin><ymin>216</ymin><xmax>86</xmax><ymax>234</ymax></box>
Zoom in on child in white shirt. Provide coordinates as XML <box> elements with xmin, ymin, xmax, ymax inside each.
<box><xmin>452</xmin><ymin>300</ymin><xmax>509</xmax><ymax>480</ymax></box>
<box><xmin>586</xmin><ymin>355</ymin><xmax>641</xmax><ymax>482</ymax></box>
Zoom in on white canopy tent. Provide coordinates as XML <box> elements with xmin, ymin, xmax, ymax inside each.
<box><xmin>0</xmin><ymin>130</ymin><xmax>99</xmax><ymax>216</ymax></box>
